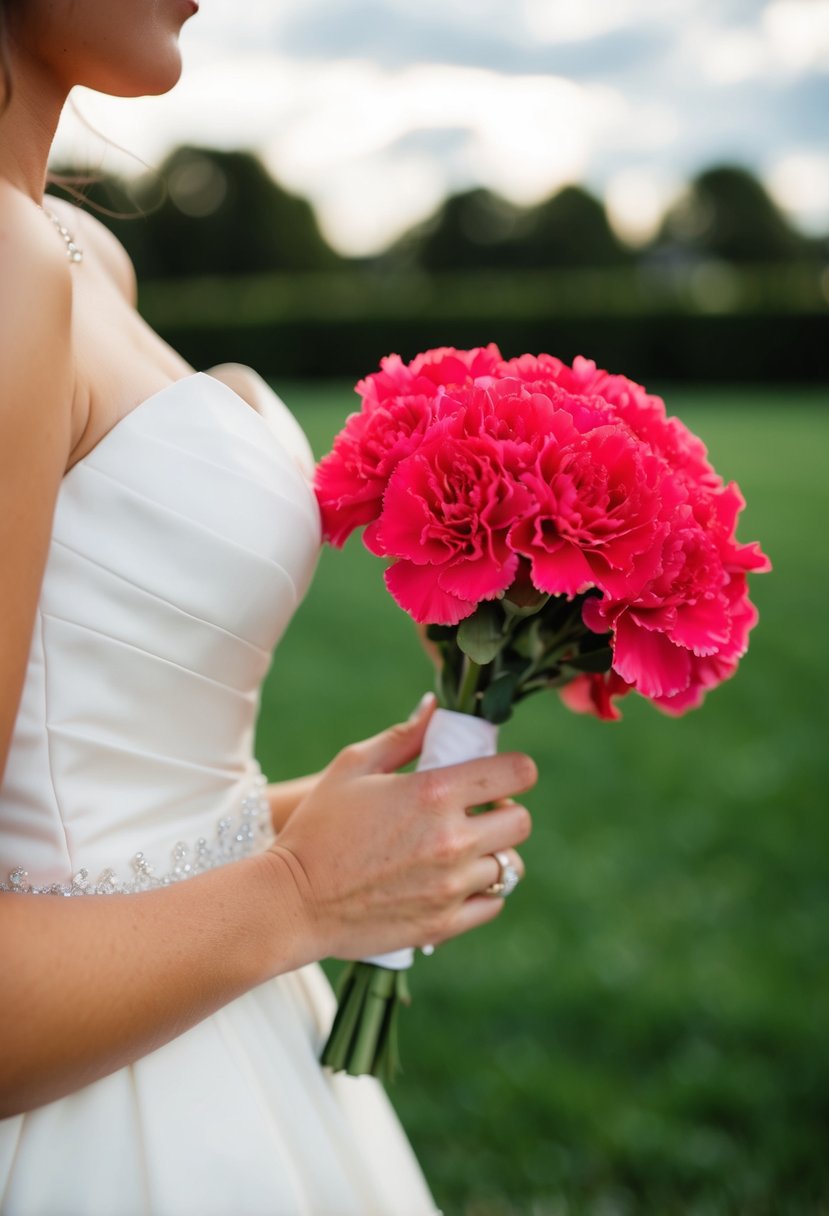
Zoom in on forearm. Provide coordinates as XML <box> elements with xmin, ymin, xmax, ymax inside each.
<box><xmin>266</xmin><ymin>772</ymin><xmax>321</xmax><ymax>832</ymax></box>
<box><xmin>0</xmin><ymin>849</ymin><xmax>310</xmax><ymax>1118</ymax></box>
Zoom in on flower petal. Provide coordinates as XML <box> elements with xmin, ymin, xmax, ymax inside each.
<box><xmin>613</xmin><ymin>612</ymin><xmax>692</xmax><ymax>699</ymax></box>
<box><xmin>384</xmin><ymin>560</ymin><xmax>476</xmax><ymax>625</ymax></box>
<box><xmin>438</xmin><ymin>552</ymin><xmax>518</xmax><ymax>603</ymax></box>
<box><xmin>529</xmin><ymin>544</ymin><xmax>595</xmax><ymax>597</ymax></box>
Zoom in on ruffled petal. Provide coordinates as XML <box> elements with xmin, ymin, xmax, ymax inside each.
<box><xmin>613</xmin><ymin>612</ymin><xmax>692</xmax><ymax>699</ymax></box>
<box><xmin>384</xmin><ymin>560</ymin><xmax>476</xmax><ymax>625</ymax></box>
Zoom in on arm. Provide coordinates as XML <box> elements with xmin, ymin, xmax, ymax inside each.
<box><xmin>0</xmin><ymin>188</ymin><xmax>75</xmax><ymax>785</ymax></box>
<box><xmin>0</xmin><ymin>852</ymin><xmax>309</xmax><ymax>1118</ymax></box>
<box><xmin>1</xmin><ymin>706</ymin><xmax>534</xmax><ymax>1118</ymax></box>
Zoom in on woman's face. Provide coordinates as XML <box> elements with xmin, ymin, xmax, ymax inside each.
<box><xmin>11</xmin><ymin>0</ymin><xmax>198</xmax><ymax>98</ymax></box>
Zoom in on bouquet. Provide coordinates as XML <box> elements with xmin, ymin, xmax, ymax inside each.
<box><xmin>314</xmin><ymin>344</ymin><xmax>770</xmax><ymax>1081</ymax></box>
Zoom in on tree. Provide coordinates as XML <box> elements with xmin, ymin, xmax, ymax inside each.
<box><xmin>50</xmin><ymin>147</ymin><xmax>342</xmax><ymax>279</ymax></box>
<box><xmin>658</xmin><ymin>165</ymin><xmax>807</xmax><ymax>263</ymax></box>
<box><xmin>133</xmin><ymin>147</ymin><xmax>342</xmax><ymax>277</ymax></box>
<box><xmin>387</xmin><ymin>188</ymin><xmax>525</xmax><ymax>271</ymax></box>
<box><xmin>507</xmin><ymin>185</ymin><xmax>630</xmax><ymax>269</ymax></box>
<box><xmin>387</xmin><ymin>184</ymin><xmax>630</xmax><ymax>271</ymax></box>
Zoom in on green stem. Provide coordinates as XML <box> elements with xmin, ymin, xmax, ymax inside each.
<box><xmin>456</xmin><ymin>656</ymin><xmax>483</xmax><ymax>715</ymax></box>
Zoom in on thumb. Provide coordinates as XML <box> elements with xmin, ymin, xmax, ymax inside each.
<box><xmin>343</xmin><ymin>692</ymin><xmax>437</xmax><ymax>775</ymax></box>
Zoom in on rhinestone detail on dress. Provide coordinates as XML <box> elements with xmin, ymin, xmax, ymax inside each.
<box><xmin>0</xmin><ymin>775</ymin><xmax>271</xmax><ymax>896</ymax></box>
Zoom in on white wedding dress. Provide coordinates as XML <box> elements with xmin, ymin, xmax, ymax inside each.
<box><xmin>0</xmin><ymin>371</ymin><xmax>438</xmax><ymax>1216</ymax></box>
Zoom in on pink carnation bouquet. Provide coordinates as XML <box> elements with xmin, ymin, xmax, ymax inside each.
<box><xmin>314</xmin><ymin>344</ymin><xmax>770</xmax><ymax>1081</ymax></box>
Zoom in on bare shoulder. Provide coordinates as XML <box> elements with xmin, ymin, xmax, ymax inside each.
<box><xmin>0</xmin><ymin>184</ymin><xmax>74</xmax><ymax>417</ymax></box>
<box><xmin>45</xmin><ymin>193</ymin><xmax>138</xmax><ymax>304</ymax></box>
<box><xmin>0</xmin><ymin>180</ymin><xmax>73</xmax><ymax>284</ymax></box>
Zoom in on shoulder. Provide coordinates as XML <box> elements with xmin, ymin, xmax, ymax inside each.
<box><xmin>0</xmin><ymin>182</ymin><xmax>74</xmax><ymax>450</ymax></box>
<box><xmin>45</xmin><ymin>193</ymin><xmax>138</xmax><ymax>305</ymax></box>
<box><xmin>0</xmin><ymin>183</ymin><xmax>74</xmax><ymax>378</ymax></box>
<box><xmin>0</xmin><ymin>181</ymin><xmax>73</xmax><ymax>297</ymax></box>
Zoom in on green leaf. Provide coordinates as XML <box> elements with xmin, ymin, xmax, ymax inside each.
<box><xmin>481</xmin><ymin>672</ymin><xmax>519</xmax><ymax>724</ymax></box>
<box><xmin>457</xmin><ymin>603</ymin><xmax>505</xmax><ymax>665</ymax></box>
<box><xmin>499</xmin><ymin>652</ymin><xmax>534</xmax><ymax>679</ymax></box>
<box><xmin>511</xmin><ymin>617</ymin><xmax>545</xmax><ymax>660</ymax></box>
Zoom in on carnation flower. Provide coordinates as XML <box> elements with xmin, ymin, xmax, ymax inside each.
<box><xmin>364</xmin><ymin>417</ymin><xmax>533</xmax><ymax>625</ymax></box>
<box><xmin>315</xmin><ymin>393</ymin><xmax>439</xmax><ymax>546</ymax></box>
<box><xmin>559</xmin><ymin>670</ymin><xmax>633</xmax><ymax>721</ymax></box>
<box><xmin>357</xmin><ymin>344</ymin><xmax>502</xmax><ymax>406</ymax></box>
<box><xmin>500</xmin><ymin>352</ymin><xmax>720</xmax><ymax>489</ymax></box>
<box><xmin>507</xmin><ymin>409</ymin><xmax>681</xmax><ymax>601</ymax></box>
<box><xmin>652</xmin><ymin>572</ymin><xmax>759</xmax><ymax>714</ymax></box>
<box><xmin>317</xmin><ymin>345</ymin><xmax>506</xmax><ymax>548</ymax></box>
<box><xmin>584</xmin><ymin>482</ymin><xmax>770</xmax><ymax>702</ymax></box>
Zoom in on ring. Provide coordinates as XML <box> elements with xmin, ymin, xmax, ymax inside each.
<box><xmin>483</xmin><ymin>850</ymin><xmax>520</xmax><ymax>898</ymax></box>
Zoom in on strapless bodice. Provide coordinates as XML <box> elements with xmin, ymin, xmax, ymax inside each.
<box><xmin>0</xmin><ymin>371</ymin><xmax>321</xmax><ymax>892</ymax></box>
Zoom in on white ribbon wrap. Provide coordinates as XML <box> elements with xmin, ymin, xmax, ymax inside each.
<box><xmin>362</xmin><ymin>706</ymin><xmax>500</xmax><ymax>970</ymax></box>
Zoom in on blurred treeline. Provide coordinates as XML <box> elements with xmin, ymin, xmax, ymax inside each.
<box><xmin>54</xmin><ymin>146</ymin><xmax>829</xmax><ymax>383</ymax></box>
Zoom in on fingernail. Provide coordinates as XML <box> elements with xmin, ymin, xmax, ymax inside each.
<box><xmin>408</xmin><ymin>691</ymin><xmax>436</xmax><ymax>721</ymax></box>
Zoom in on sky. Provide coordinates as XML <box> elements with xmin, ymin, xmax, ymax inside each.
<box><xmin>53</xmin><ymin>0</ymin><xmax>829</xmax><ymax>256</ymax></box>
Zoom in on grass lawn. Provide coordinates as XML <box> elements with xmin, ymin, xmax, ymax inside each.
<box><xmin>256</xmin><ymin>382</ymin><xmax>829</xmax><ymax>1215</ymax></box>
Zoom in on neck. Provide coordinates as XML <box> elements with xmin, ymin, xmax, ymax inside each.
<box><xmin>0</xmin><ymin>44</ymin><xmax>68</xmax><ymax>202</ymax></box>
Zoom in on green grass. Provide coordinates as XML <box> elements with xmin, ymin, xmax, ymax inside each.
<box><xmin>255</xmin><ymin>383</ymin><xmax>829</xmax><ymax>1215</ymax></box>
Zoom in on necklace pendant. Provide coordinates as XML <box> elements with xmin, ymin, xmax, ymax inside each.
<box><xmin>38</xmin><ymin>204</ymin><xmax>84</xmax><ymax>265</ymax></box>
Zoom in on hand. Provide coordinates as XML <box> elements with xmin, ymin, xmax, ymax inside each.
<box><xmin>266</xmin><ymin>697</ymin><xmax>536</xmax><ymax>964</ymax></box>
<box><xmin>265</xmin><ymin>773</ymin><xmax>323</xmax><ymax>834</ymax></box>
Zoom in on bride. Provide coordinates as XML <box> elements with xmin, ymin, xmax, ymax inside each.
<box><xmin>0</xmin><ymin>1</ymin><xmax>536</xmax><ymax>1213</ymax></box>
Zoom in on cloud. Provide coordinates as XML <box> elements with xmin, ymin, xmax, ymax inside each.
<box><xmin>520</xmin><ymin>0</ymin><xmax>687</xmax><ymax>46</ymax></box>
<box><xmin>765</xmin><ymin>149</ymin><xmax>829</xmax><ymax>233</ymax></box>
<box><xmin>277</xmin><ymin>0</ymin><xmax>673</xmax><ymax>80</ymax></box>
<box><xmin>257</xmin><ymin>60</ymin><xmax>631</xmax><ymax>250</ymax></box>
<box><xmin>52</xmin><ymin>0</ymin><xmax>829</xmax><ymax>254</ymax></box>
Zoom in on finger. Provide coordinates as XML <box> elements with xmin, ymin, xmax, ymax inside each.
<box><xmin>458</xmin><ymin>848</ymin><xmax>525</xmax><ymax>899</ymax></box>
<box><xmin>432</xmin><ymin>892</ymin><xmax>506</xmax><ymax>944</ymax></box>
<box><xmin>418</xmin><ymin>751</ymin><xmax>538</xmax><ymax>810</ymax></box>
<box><xmin>336</xmin><ymin>693</ymin><xmax>437</xmax><ymax>775</ymax></box>
<box><xmin>464</xmin><ymin>795</ymin><xmax>520</xmax><ymax>818</ymax></box>
<box><xmin>466</xmin><ymin>800</ymin><xmax>532</xmax><ymax>856</ymax></box>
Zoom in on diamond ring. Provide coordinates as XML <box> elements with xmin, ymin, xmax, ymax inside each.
<box><xmin>483</xmin><ymin>850</ymin><xmax>520</xmax><ymax>898</ymax></box>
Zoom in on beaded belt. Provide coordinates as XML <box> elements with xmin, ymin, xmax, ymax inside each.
<box><xmin>0</xmin><ymin>773</ymin><xmax>271</xmax><ymax>896</ymax></box>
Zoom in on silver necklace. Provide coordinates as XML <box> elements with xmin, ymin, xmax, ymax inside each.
<box><xmin>38</xmin><ymin>203</ymin><xmax>84</xmax><ymax>264</ymax></box>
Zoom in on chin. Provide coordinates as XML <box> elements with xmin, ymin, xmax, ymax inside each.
<box><xmin>91</xmin><ymin>49</ymin><xmax>184</xmax><ymax>99</ymax></box>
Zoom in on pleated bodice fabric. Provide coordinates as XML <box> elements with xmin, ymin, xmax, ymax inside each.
<box><xmin>0</xmin><ymin>372</ymin><xmax>437</xmax><ymax>1216</ymax></box>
